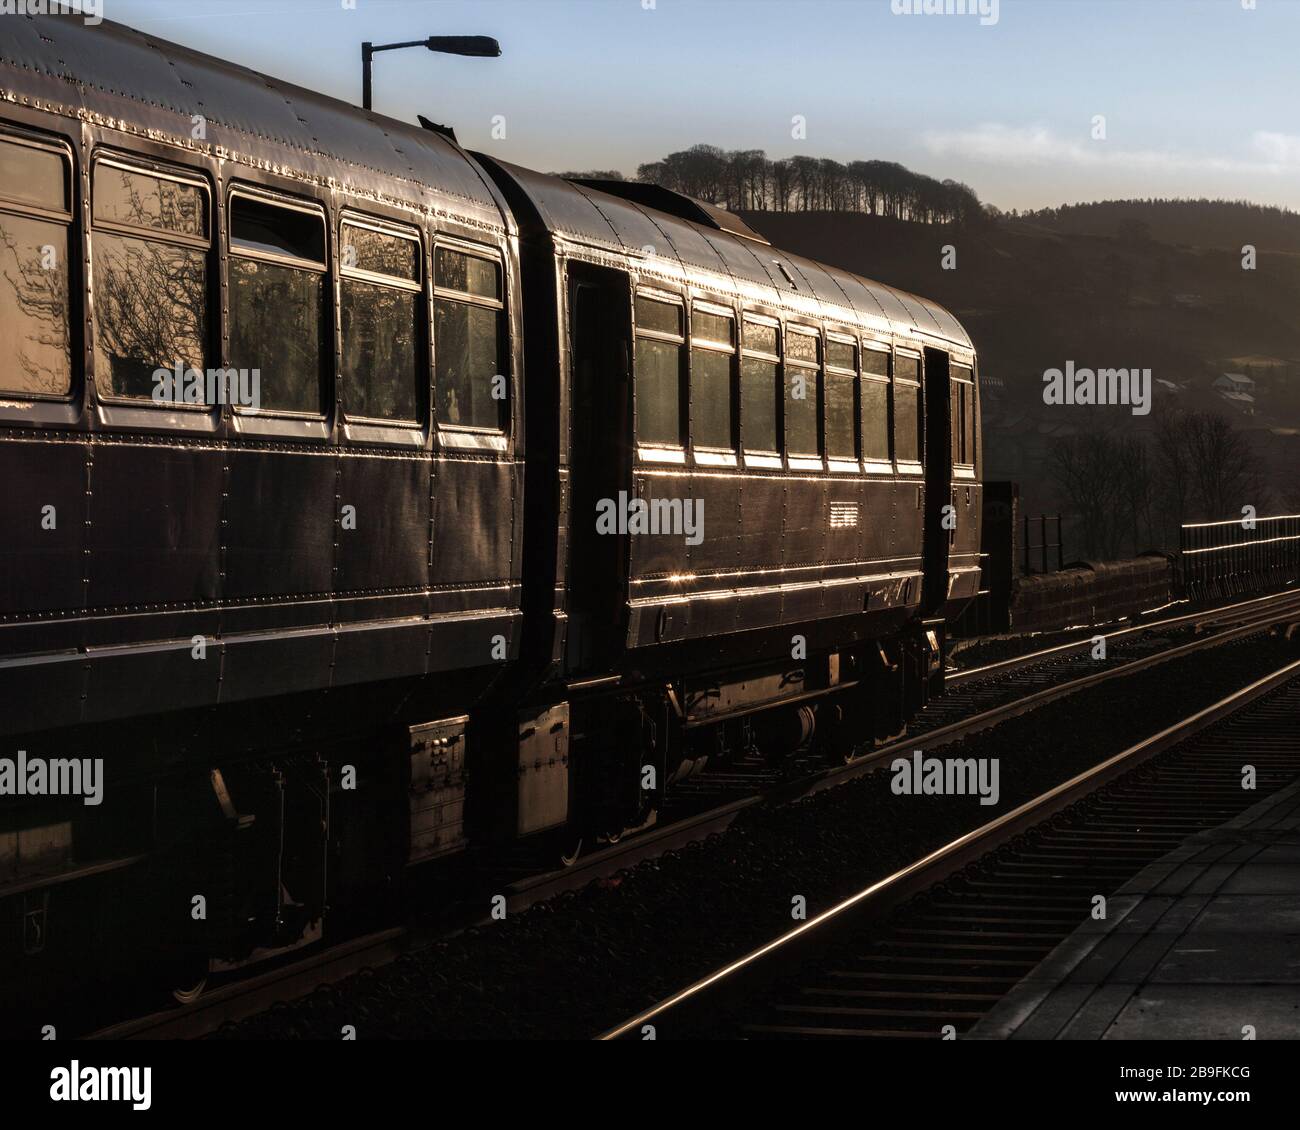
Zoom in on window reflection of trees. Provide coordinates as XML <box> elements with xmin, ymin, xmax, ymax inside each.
<box><xmin>0</xmin><ymin>213</ymin><xmax>71</xmax><ymax>396</ymax></box>
<box><xmin>95</xmin><ymin>168</ymin><xmax>204</xmax><ymax>238</ymax></box>
<box><xmin>434</xmin><ymin>298</ymin><xmax>499</xmax><ymax>429</ymax></box>
<box><xmin>229</xmin><ymin>259</ymin><xmax>323</xmax><ymax>415</ymax></box>
<box><xmin>342</xmin><ymin>279</ymin><xmax>418</xmax><ymax>421</ymax></box>
<box><xmin>92</xmin><ymin>167</ymin><xmax>208</xmax><ymax>400</ymax></box>
<box><xmin>94</xmin><ymin>234</ymin><xmax>207</xmax><ymax>398</ymax></box>
<box><xmin>344</xmin><ymin>226</ymin><xmax>417</xmax><ymax>280</ymax></box>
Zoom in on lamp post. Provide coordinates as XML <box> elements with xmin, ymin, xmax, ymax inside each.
<box><xmin>362</xmin><ymin>36</ymin><xmax>501</xmax><ymax>111</ymax></box>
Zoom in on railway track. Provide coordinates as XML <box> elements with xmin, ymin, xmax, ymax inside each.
<box><xmin>91</xmin><ymin>588</ymin><xmax>1300</xmax><ymax>1040</ymax></box>
<box><xmin>910</xmin><ymin>584</ymin><xmax>1300</xmax><ymax>739</ymax></box>
<box><xmin>599</xmin><ymin>659</ymin><xmax>1300</xmax><ymax>1039</ymax></box>
<box><xmin>947</xmin><ymin>584</ymin><xmax>1300</xmax><ymax>688</ymax></box>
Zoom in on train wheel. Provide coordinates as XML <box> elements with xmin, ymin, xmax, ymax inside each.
<box><xmin>172</xmin><ymin>975</ymin><xmax>208</xmax><ymax>1005</ymax></box>
<box><xmin>559</xmin><ymin>837</ymin><xmax>584</xmax><ymax>868</ymax></box>
<box><xmin>162</xmin><ymin>952</ymin><xmax>211</xmax><ymax>1005</ymax></box>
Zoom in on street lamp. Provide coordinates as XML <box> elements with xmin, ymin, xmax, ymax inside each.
<box><xmin>362</xmin><ymin>36</ymin><xmax>501</xmax><ymax>112</ymax></box>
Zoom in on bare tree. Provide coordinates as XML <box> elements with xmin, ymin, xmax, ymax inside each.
<box><xmin>1050</xmin><ymin>430</ymin><xmax>1124</xmax><ymax>560</ymax></box>
<box><xmin>627</xmin><ymin>143</ymin><xmax>984</xmax><ymax>223</ymax></box>
<box><xmin>1114</xmin><ymin>434</ymin><xmax>1155</xmax><ymax>554</ymax></box>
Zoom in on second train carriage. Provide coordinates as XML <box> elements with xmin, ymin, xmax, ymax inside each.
<box><xmin>476</xmin><ymin>159</ymin><xmax>981</xmax><ymax>845</ymax></box>
<box><xmin>0</xmin><ymin>13</ymin><xmax>980</xmax><ymax>993</ymax></box>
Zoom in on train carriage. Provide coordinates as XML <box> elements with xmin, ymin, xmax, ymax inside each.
<box><xmin>0</xmin><ymin>14</ymin><xmax>525</xmax><ymax>986</ymax></box>
<box><xmin>478</xmin><ymin>158</ymin><xmax>981</xmax><ymax>842</ymax></box>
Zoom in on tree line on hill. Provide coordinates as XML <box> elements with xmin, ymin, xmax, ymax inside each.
<box><xmin>1009</xmin><ymin>198</ymin><xmax>1300</xmax><ymax>251</ymax></box>
<box><xmin>557</xmin><ymin>143</ymin><xmax>984</xmax><ymax>226</ymax></box>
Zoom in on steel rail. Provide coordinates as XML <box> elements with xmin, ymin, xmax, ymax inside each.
<box><xmin>948</xmin><ymin>585</ymin><xmax>1300</xmax><ymax>687</ymax></box>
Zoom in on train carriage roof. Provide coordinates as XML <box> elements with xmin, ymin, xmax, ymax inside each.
<box><xmin>478</xmin><ymin>157</ymin><xmax>974</xmax><ymax>353</ymax></box>
<box><xmin>0</xmin><ymin>15</ymin><xmax>506</xmax><ymax>227</ymax></box>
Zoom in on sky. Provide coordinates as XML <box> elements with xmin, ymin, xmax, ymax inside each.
<box><xmin>99</xmin><ymin>0</ymin><xmax>1300</xmax><ymax>213</ymax></box>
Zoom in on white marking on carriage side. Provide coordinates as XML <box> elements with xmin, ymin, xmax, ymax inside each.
<box><xmin>829</xmin><ymin>501</ymin><xmax>859</xmax><ymax>529</ymax></box>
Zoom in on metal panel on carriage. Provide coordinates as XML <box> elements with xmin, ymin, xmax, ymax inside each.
<box><xmin>894</xmin><ymin>291</ymin><xmax>947</xmax><ymax>339</ymax></box>
<box><xmin>408</xmin><ymin>715</ymin><xmax>470</xmax><ymax>863</ymax></box>
<box><xmin>0</xmin><ymin>440</ymin><xmax>86</xmax><ymax>617</ymax></box>
<box><xmin>777</xmin><ymin>252</ymin><xmax>854</xmax><ymax>313</ymax></box>
<box><xmin>86</xmin><ymin>442</ymin><xmax>224</xmax><ymax>609</ymax></box>
<box><xmin>430</xmin><ymin>456</ymin><xmax>520</xmax><ymax>594</ymax></box>
<box><xmin>826</xmin><ymin>272</ymin><xmax>892</xmax><ymax>336</ymax></box>
<box><xmin>515</xmin><ymin>702</ymin><xmax>570</xmax><ymax>836</ymax></box>
<box><xmin>860</xmin><ymin>279</ymin><xmax>916</xmax><ymax>328</ymax></box>
<box><xmin>639</xmin><ymin>211</ymin><xmax>732</xmax><ymax>281</ymax></box>
<box><xmin>573</xmin><ymin>187</ymin><xmax>677</xmax><ymax>264</ymax></box>
<box><xmin>693</xmin><ymin>227</ymin><xmax>783</xmax><ymax>297</ymax></box>
<box><xmin>223</xmin><ymin>449</ymin><xmax>337</xmax><ymax>601</ymax></box>
<box><xmin>334</xmin><ymin>454</ymin><xmax>431</xmax><ymax>594</ymax></box>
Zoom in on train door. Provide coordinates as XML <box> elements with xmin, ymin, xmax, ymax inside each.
<box><xmin>565</xmin><ymin>265</ymin><xmax>632</xmax><ymax>673</ymax></box>
<box><xmin>921</xmin><ymin>347</ymin><xmax>953</xmax><ymax>614</ymax></box>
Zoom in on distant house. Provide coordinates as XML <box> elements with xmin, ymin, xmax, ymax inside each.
<box><xmin>1214</xmin><ymin>372</ymin><xmax>1255</xmax><ymax>393</ymax></box>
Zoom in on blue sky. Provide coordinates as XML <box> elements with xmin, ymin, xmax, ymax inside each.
<box><xmin>105</xmin><ymin>0</ymin><xmax>1300</xmax><ymax>212</ymax></box>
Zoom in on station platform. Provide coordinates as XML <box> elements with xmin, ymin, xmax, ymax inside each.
<box><xmin>970</xmin><ymin>778</ymin><xmax>1300</xmax><ymax>1040</ymax></box>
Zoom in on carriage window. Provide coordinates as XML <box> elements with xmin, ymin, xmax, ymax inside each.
<box><xmin>435</xmin><ymin>246</ymin><xmax>505</xmax><ymax>431</ymax></box>
<box><xmin>826</xmin><ymin>339</ymin><xmax>856</xmax><ymax>372</ymax></box>
<box><xmin>228</xmin><ymin>192</ymin><xmax>326</xmax><ymax>415</ymax></box>
<box><xmin>825</xmin><ymin>339</ymin><xmax>857</xmax><ymax>460</ymax></box>
<box><xmin>785</xmin><ymin>328</ymin><xmax>819</xmax><ymax>457</ymax></box>
<box><xmin>894</xmin><ymin>354</ymin><xmax>923</xmax><ymax>463</ymax></box>
<box><xmin>861</xmin><ymin>348</ymin><xmax>891</xmax><ymax>462</ymax></box>
<box><xmin>952</xmin><ymin>382</ymin><xmax>972</xmax><ymax>465</ymax></box>
<box><xmin>341</xmin><ymin>220</ymin><xmax>421</xmax><ymax>422</ymax></box>
<box><xmin>0</xmin><ymin>137</ymin><xmax>73</xmax><ymax>397</ymax></box>
<box><xmin>95</xmin><ymin>165</ymin><xmax>206</xmax><ymax>238</ymax></box>
<box><xmin>862</xmin><ymin>348</ymin><xmax>890</xmax><ymax>379</ymax></box>
<box><xmin>965</xmin><ymin>385</ymin><xmax>975</xmax><ymax>463</ymax></box>
<box><xmin>741</xmin><ymin>318</ymin><xmax>779</xmax><ymax>454</ymax></box>
<box><xmin>954</xmin><ymin>364</ymin><xmax>975</xmax><ymax>465</ymax></box>
<box><xmin>691</xmin><ymin>306</ymin><xmax>734</xmax><ymax>451</ymax></box>
<box><xmin>635</xmin><ymin>295</ymin><xmax>683</xmax><ymax>446</ymax></box>
<box><xmin>436</xmin><ymin>246</ymin><xmax>498</xmax><ymax>299</ymax></box>
<box><xmin>92</xmin><ymin>160</ymin><xmax>210</xmax><ymax>402</ymax></box>
<box><xmin>0</xmin><ymin>138</ymin><xmax>68</xmax><ymax>211</ymax></box>
<box><xmin>231</xmin><ymin>195</ymin><xmax>323</xmax><ymax>260</ymax></box>
<box><xmin>950</xmin><ymin>382</ymin><xmax>963</xmax><ymax>464</ymax></box>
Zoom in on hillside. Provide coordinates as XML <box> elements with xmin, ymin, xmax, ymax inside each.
<box><xmin>738</xmin><ymin>204</ymin><xmax>1300</xmax><ymax>524</ymax></box>
<box><xmin>1011</xmin><ymin>199</ymin><xmax>1300</xmax><ymax>254</ymax></box>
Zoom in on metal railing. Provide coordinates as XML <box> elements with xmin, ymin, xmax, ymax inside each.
<box><xmin>1022</xmin><ymin>514</ymin><xmax>1064</xmax><ymax>575</ymax></box>
<box><xmin>1180</xmin><ymin>513</ymin><xmax>1300</xmax><ymax>600</ymax></box>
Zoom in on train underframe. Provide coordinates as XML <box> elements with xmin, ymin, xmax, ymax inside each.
<box><xmin>0</xmin><ymin>619</ymin><xmax>942</xmax><ymax>1023</ymax></box>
